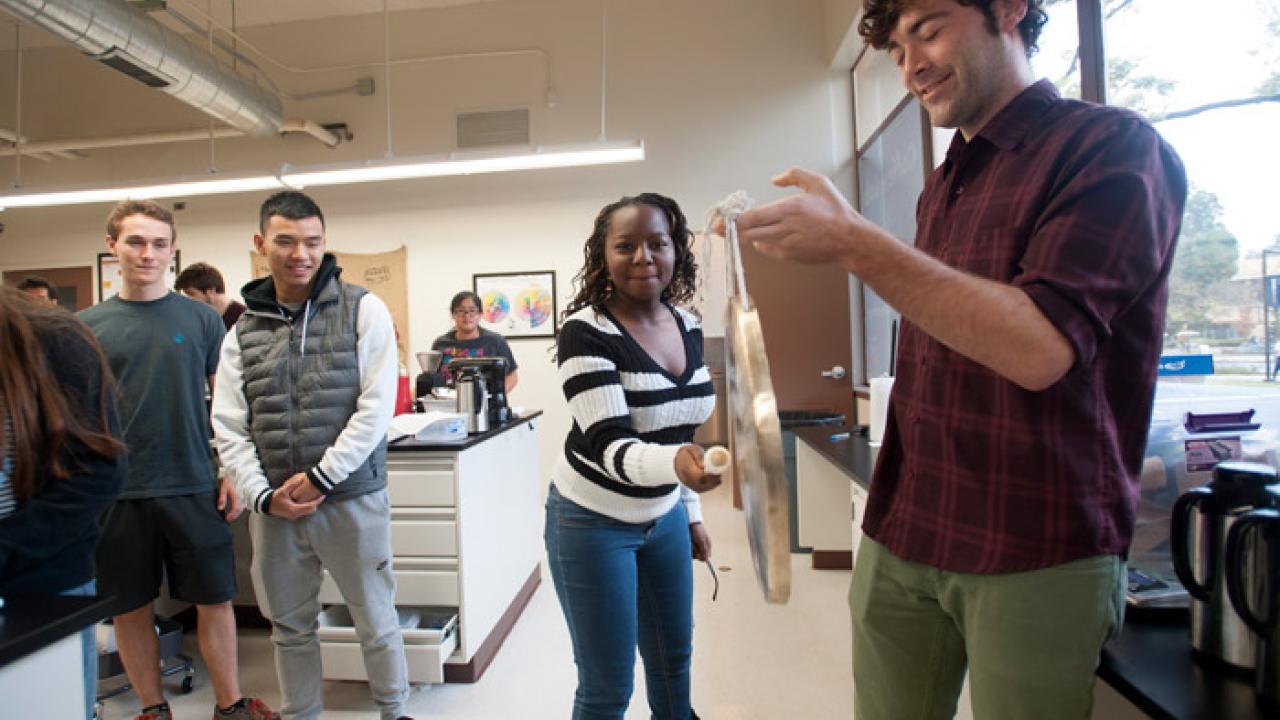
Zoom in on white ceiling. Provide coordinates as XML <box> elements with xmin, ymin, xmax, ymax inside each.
<box><xmin>0</xmin><ymin>0</ymin><xmax>529</xmax><ymax>50</ymax></box>
<box><xmin>181</xmin><ymin>0</ymin><xmax>515</xmax><ymax>29</ymax></box>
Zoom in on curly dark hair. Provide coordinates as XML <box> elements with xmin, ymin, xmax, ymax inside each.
<box><xmin>561</xmin><ymin>193</ymin><xmax>698</xmax><ymax>320</ymax></box>
<box><xmin>858</xmin><ymin>0</ymin><xmax>1049</xmax><ymax>57</ymax></box>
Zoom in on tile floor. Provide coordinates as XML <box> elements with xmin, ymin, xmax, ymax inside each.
<box><xmin>101</xmin><ymin>484</ymin><xmax>854</xmax><ymax>719</ymax></box>
<box><xmin>99</xmin><ymin>482</ymin><xmax>1146</xmax><ymax>719</ymax></box>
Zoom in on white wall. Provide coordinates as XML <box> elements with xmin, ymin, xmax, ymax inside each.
<box><xmin>0</xmin><ymin>0</ymin><xmax>853</xmax><ymax>486</ymax></box>
<box><xmin>853</xmin><ymin>41</ymin><xmax>908</xmax><ymax>152</ymax></box>
<box><xmin>823</xmin><ymin>0</ymin><xmax>864</xmax><ymax>68</ymax></box>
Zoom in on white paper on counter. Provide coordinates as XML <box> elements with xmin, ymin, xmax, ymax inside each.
<box><xmin>869</xmin><ymin>376</ymin><xmax>895</xmax><ymax>446</ymax></box>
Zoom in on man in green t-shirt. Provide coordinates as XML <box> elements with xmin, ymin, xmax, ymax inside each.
<box><xmin>81</xmin><ymin>200</ymin><xmax>278</xmax><ymax>720</ymax></box>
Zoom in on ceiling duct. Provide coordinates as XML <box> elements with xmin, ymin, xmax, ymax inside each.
<box><xmin>0</xmin><ymin>0</ymin><xmax>284</xmax><ymax>136</ymax></box>
<box><xmin>457</xmin><ymin>108</ymin><xmax>530</xmax><ymax>149</ymax></box>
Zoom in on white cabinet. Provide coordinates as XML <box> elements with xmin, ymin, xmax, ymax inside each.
<box><xmin>319</xmin><ymin>606</ymin><xmax>459</xmax><ymax>684</ymax></box>
<box><xmin>318</xmin><ymin>561</ymin><xmax>461</xmax><ymax>607</ymax></box>
<box><xmin>390</xmin><ymin>510</ymin><xmax>459</xmax><ymax>556</ymax></box>
<box><xmin>0</xmin><ymin>633</ymin><xmax>84</xmax><ymax>718</ymax></box>
<box><xmin>796</xmin><ymin>440</ymin><xmax>855</xmax><ymax>553</ymax></box>
<box><xmin>851</xmin><ymin>480</ymin><xmax>868</xmax><ymax>567</ymax></box>
<box><xmin>385</xmin><ymin>455</ymin><xmax>456</xmax><ymax>506</ymax></box>
<box><xmin>318</xmin><ymin>415</ymin><xmax>542</xmax><ymax>684</ymax></box>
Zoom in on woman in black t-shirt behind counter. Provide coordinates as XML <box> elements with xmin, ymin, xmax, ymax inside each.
<box><xmin>417</xmin><ymin>290</ymin><xmax>519</xmax><ymax>396</ymax></box>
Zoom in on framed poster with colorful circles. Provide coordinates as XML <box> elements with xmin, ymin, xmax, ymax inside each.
<box><xmin>472</xmin><ymin>270</ymin><xmax>557</xmax><ymax>339</ymax></box>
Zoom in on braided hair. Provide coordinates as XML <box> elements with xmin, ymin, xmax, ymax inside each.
<box><xmin>562</xmin><ymin>192</ymin><xmax>698</xmax><ymax>320</ymax></box>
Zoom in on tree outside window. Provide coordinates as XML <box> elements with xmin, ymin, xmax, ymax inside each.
<box><xmin>1045</xmin><ymin>0</ymin><xmax>1280</xmax><ymax>382</ymax></box>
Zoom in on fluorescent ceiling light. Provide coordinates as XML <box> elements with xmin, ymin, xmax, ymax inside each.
<box><xmin>0</xmin><ymin>174</ymin><xmax>286</xmax><ymax>208</ymax></box>
<box><xmin>0</xmin><ymin>140</ymin><xmax>645</xmax><ymax>209</ymax></box>
<box><xmin>282</xmin><ymin>141</ymin><xmax>645</xmax><ymax>188</ymax></box>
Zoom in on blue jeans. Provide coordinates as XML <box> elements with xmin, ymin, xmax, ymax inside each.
<box><xmin>61</xmin><ymin>579</ymin><xmax>98</xmax><ymax>719</ymax></box>
<box><xmin>545</xmin><ymin>486</ymin><xmax>694</xmax><ymax>720</ymax></box>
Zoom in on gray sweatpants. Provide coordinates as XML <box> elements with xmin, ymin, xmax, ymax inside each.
<box><xmin>249</xmin><ymin>489</ymin><xmax>409</xmax><ymax>720</ymax></box>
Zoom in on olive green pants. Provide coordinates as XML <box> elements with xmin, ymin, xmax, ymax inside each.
<box><xmin>849</xmin><ymin>537</ymin><xmax>1125</xmax><ymax>720</ymax></box>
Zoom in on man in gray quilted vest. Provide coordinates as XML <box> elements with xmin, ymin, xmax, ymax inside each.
<box><xmin>212</xmin><ymin>191</ymin><xmax>413</xmax><ymax>720</ymax></box>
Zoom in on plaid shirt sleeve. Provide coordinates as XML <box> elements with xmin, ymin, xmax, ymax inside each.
<box><xmin>1015</xmin><ymin>117</ymin><xmax>1188</xmax><ymax>370</ymax></box>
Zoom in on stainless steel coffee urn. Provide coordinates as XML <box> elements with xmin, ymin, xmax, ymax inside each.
<box><xmin>454</xmin><ymin>365</ymin><xmax>489</xmax><ymax>434</ymax></box>
<box><xmin>1226</xmin><ymin>503</ymin><xmax>1280</xmax><ymax>711</ymax></box>
<box><xmin>447</xmin><ymin>357</ymin><xmax>509</xmax><ymax>433</ymax></box>
<box><xmin>1172</xmin><ymin>461</ymin><xmax>1280</xmax><ymax>670</ymax></box>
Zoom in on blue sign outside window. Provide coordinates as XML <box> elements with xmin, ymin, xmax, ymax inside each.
<box><xmin>1158</xmin><ymin>354</ymin><xmax>1215</xmax><ymax>376</ymax></box>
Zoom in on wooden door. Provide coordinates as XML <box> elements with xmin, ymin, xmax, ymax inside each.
<box><xmin>4</xmin><ymin>266</ymin><xmax>94</xmax><ymax>310</ymax></box>
<box><xmin>725</xmin><ymin>244</ymin><xmax>853</xmax><ymax>510</ymax></box>
<box><xmin>744</xmin><ymin>246</ymin><xmax>854</xmax><ymax>425</ymax></box>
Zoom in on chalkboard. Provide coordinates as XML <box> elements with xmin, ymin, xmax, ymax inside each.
<box><xmin>857</xmin><ymin>98</ymin><xmax>927</xmax><ymax>379</ymax></box>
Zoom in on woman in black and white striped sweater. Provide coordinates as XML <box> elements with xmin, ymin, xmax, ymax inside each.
<box><xmin>547</xmin><ymin>193</ymin><xmax>719</xmax><ymax>720</ymax></box>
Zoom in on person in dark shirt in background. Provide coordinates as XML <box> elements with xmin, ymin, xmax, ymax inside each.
<box><xmin>727</xmin><ymin>1</ymin><xmax>1187</xmax><ymax>718</ymax></box>
<box><xmin>417</xmin><ymin>290</ymin><xmax>519</xmax><ymax>396</ymax></box>
<box><xmin>18</xmin><ymin>275</ymin><xmax>60</xmax><ymax>308</ymax></box>
<box><xmin>82</xmin><ymin>201</ymin><xmax>276</xmax><ymax>720</ymax></box>
<box><xmin>177</xmin><ymin>261</ymin><xmax>248</xmax><ymax>330</ymax></box>
<box><xmin>0</xmin><ymin>287</ymin><xmax>126</xmax><ymax>719</ymax></box>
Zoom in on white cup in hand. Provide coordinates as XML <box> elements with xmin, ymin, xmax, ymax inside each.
<box><xmin>703</xmin><ymin>446</ymin><xmax>731</xmax><ymax>475</ymax></box>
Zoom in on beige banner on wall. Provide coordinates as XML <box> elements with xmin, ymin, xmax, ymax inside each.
<box><xmin>251</xmin><ymin>247</ymin><xmax>410</xmax><ymax>366</ymax></box>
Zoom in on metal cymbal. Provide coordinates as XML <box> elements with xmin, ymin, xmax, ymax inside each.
<box><xmin>726</xmin><ymin>295</ymin><xmax>791</xmax><ymax>604</ymax></box>
<box><xmin>705</xmin><ymin>190</ymin><xmax>790</xmax><ymax>604</ymax></box>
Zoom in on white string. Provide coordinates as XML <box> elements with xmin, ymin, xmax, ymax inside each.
<box><xmin>13</xmin><ymin>23</ymin><xmax>21</xmax><ymax>189</ymax></box>
<box><xmin>207</xmin><ymin>0</ymin><xmax>217</xmax><ymax>174</ymax></box>
<box><xmin>704</xmin><ymin>191</ymin><xmax>754</xmax><ymax>311</ymax></box>
<box><xmin>599</xmin><ymin>0</ymin><xmax>608</xmax><ymax>140</ymax></box>
<box><xmin>384</xmin><ymin>0</ymin><xmax>394</xmax><ymax>158</ymax></box>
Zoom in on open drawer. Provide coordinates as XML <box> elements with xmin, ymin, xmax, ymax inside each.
<box><xmin>386</xmin><ymin>455</ymin><xmax>456</xmax><ymax>507</ymax></box>
<box><xmin>390</xmin><ymin>508</ymin><xmax>458</xmax><ymax>557</ymax></box>
<box><xmin>318</xmin><ymin>605</ymin><xmax>458</xmax><ymax>684</ymax></box>
<box><xmin>318</xmin><ymin>557</ymin><xmax>459</xmax><ymax>606</ymax></box>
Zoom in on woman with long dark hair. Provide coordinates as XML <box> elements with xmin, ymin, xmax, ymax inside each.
<box><xmin>547</xmin><ymin>193</ymin><xmax>719</xmax><ymax>720</ymax></box>
<box><xmin>0</xmin><ymin>287</ymin><xmax>127</xmax><ymax>717</ymax></box>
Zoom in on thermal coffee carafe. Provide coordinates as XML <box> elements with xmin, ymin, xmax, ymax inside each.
<box><xmin>1226</xmin><ymin>504</ymin><xmax>1280</xmax><ymax>710</ymax></box>
<box><xmin>454</xmin><ymin>367</ymin><xmax>488</xmax><ymax>433</ymax></box>
<box><xmin>1172</xmin><ymin>461</ymin><xmax>1280</xmax><ymax>670</ymax></box>
<box><xmin>447</xmin><ymin>357</ymin><xmax>509</xmax><ymax>433</ymax></box>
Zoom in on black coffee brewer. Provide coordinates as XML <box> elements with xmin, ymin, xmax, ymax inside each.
<box><xmin>447</xmin><ymin>357</ymin><xmax>510</xmax><ymax>433</ymax></box>
<box><xmin>415</xmin><ymin>351</ymin><xmax>444</xmax><ymax>400</ymax></box>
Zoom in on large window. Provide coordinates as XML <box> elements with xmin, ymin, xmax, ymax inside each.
<box><xmin>1097</xmin><ymin>0</ymin><xmax>1280</xmax><ymax>384</ymax></box>
<box><xmin>851</xmin><ymin>42</ymin><xmax>930</xmax><ymax>384</ymax></box>
<box><xmin>1031</xmin><ymin>0</ymin><xmax>1083</xmax><ymax>98</ymax></box>
<box><xmin>850</xmin><ymin>1</ymin><xmax>1280</xmax><ymax>386</ymax></box>
<box><xmin>857</xmin><ymin>98</ymin><xmax>928</xmax><ymax>379</ymax></box>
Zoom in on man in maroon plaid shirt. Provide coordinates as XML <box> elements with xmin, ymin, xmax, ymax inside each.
<box><xmin>735</xmin><ymin>0</ymin><xmax>1186</xmax><ymax>717</ymax></box>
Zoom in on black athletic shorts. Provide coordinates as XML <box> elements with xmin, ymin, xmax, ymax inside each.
<box><xmin>96</xmin><ymin>491</ymin><xmax>236</xmax><ymax>612</ymax></box>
